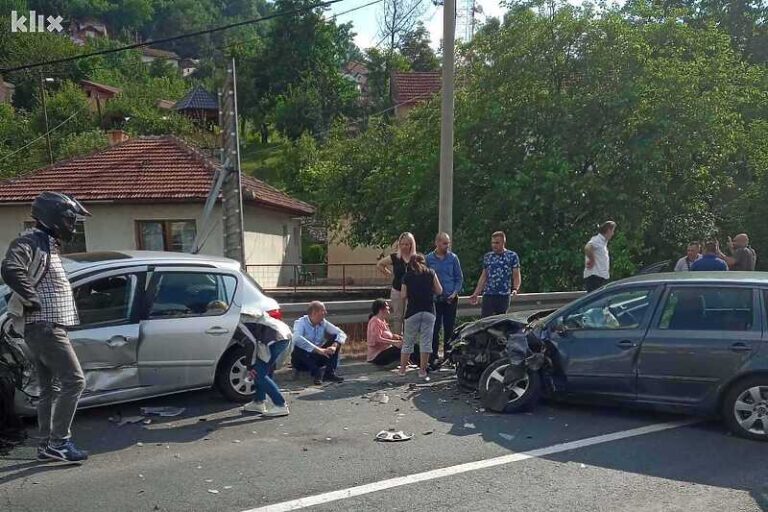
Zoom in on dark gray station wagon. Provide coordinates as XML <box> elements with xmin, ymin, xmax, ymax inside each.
<box><xmin>468</xmin><ymin>272</ymin><xmax>768</xmax><ymax>441</ymax></box>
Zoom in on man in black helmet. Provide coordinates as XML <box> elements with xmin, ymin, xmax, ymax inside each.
<box><xmin>1</xmin><ymin>192</ymin><xmax>91</xmax><ymax>464</ymax></box>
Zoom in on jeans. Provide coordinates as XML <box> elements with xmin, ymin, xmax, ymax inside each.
<box><xmin>431</xmin><ymin>298</ymin><xmax>458</xmax><ymax>361</ymax></box>
<box><xmin>481</xmin><ymin>295</ymin><xmax>511</xmax><ymax>318</ymax></box>
<box><xmin>253</xmin><ymin>340</ymin><xmax>289</xmax><ymax>406</ymax></box>
<box><xmin>403</xmin><ymin>312</ymin><xmax>435</xmax><ymax>354</ymax></box>
<box><xmin>24</xmin><ymin>322</ymin><xmax>86</xmax><ymax>443</ymax></box>
<box><xmin>291</xmin><ymin>338</ymin><xmax>341</xmax><ymax>378</ymax></box>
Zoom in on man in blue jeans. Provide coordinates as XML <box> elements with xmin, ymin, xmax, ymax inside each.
<box><xmin>426</xmin><ymin>232</ymin><xmax>463</xmax><ymax>369</ymax></box>
<box><xmin>291</xmin><ymin>301</ymin><xmax>347</xmax><ymax>385</ymax></box>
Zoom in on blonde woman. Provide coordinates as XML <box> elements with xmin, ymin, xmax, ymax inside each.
<box><xmin>376</xmin><ymin>232</ymin><xmax>417</xmax><ymax>335</ymax></box>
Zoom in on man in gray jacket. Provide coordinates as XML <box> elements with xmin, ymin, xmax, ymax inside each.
<box><xmin>1</xmin><ymin>192</ymin><xmax>91</xmax><ymax>463</ymax></box>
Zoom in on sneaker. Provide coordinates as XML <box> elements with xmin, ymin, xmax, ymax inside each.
<box><xmin>313</xmin><ymin>376</ymin><xmax>324</xmax><ymax>385</ymax></box>
<box><xmin>263</xmin><ymin>403</ymin><xmax>290</xmax><ymax>417</ymax></box>
<box><xmin>43</xmin><ymin>440</ymin><xmax>88</xmax><ymax>463</ymax></box>
<box><xmin>36</xmin><ymin>442</ymin><xmax>52</xmax><ymax>461</ymax></box>
<box><xmin>324</xmin><ymin>373</ymin><xmax>344</xmax><ymax>383</ymax></box>
<box><xmin>418</xmin><ymin>370</ymin><xmax>430</xmax><ymax>381</ymax></box>
<box><xmin>242</xmin><ymin>400</ymin><xmax>267</xmax><ymax>414</ymax></box>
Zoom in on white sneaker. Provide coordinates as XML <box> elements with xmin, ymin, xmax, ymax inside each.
<box><xmin>242</xmin><ymin>400</ymin><xmax>267</xmax><ymax>414</ymax></box>
<box><xmin>263</xmin><ymin>403</ymin><xmax>290</xmax><ymax>417</ymax></box>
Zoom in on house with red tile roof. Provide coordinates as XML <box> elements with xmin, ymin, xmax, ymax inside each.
<box><xmin>0</xmin><ymin>132</ymin><xmax>314</xmax><ymax>287</ymax></box>
<box><xmin>391</xmin><ymin>71</ymin><xmax>442</xmax><ymax>119</ymax></box>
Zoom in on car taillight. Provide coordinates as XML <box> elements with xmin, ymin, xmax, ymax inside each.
<box><xmin>267</xmin><ymin>309</ymin><xmax>282</xmax><ymax>320</ymax></box>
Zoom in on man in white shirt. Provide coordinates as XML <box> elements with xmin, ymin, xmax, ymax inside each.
<box><xmin>674</xmin><ymin>242</ymin><xmax>702</xmax><ymax>272</ymax></box>
<box><xmin>291</xmin><ymin>301</ymin><xmax>347</xmax><ymax>385</ymax></box>
<box><xmin>584</xmin><ymin>221</ymin><xmax>616</xmax><ymax>293</ymax></box>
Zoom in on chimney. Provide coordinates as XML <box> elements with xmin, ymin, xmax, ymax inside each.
<box><xmin>106</xmin><ymin>129</ymin><xmax>129</xmax><ymax>146</ymax></box>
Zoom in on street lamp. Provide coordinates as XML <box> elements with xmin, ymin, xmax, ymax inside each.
<box><xmin>39</xmin><ymin>74</ymin><xmax>56</xmax><ymax>164</ymax></box>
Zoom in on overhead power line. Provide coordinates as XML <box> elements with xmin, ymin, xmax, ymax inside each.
<box><xmin>1</xmin><ymin>0</ymin><xmax>358</xmax><ymax>74</ymax></box>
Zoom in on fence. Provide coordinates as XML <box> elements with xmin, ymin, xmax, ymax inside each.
<box><xmin>246</xmin><ymin>264</ymin><xmax>390</xmax><ymax>291</ymax></box>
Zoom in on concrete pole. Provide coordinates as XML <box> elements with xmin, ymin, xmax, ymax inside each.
<box><xmin>439</xmin><ymin>0</ymin><xmax>456</xmax><ymax>236</ymax></box>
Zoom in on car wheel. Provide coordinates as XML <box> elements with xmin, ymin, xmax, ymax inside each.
<box><xmin>722</xmin><ymin>376</ymin><xmax>768</xmax><ymax>441</ymax></box>
<box><xmin>215</xmin><ymin>346</ymin><xmax>255</xmax><ymax>403</ymax></box>
<box><xmin>478</xmin><ymin>358</ymin><xmax>541</xmax><ymax>413</ymax></box>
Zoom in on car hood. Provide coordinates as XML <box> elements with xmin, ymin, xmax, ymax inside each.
<box><xmin>455</xmin><ymin>308</ymin><xmax>554</xmax><ymax>339</ymax></box>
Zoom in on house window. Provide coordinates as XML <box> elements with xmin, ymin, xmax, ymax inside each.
<box><xmin>136</xmin><ymin>220</ymin><xmax>196</xmax><ymax>253</ymax></box>
<box><xmin>23</xmin><ymin>221</ymin><xmax>87</xmax><ymax>254</ymax></box>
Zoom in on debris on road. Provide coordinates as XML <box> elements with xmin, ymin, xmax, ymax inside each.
<box><xmin>141</xmin><ymin>406</ymin><xmax>185</xmax><ymax>417</ymax></box>
<box><xmin>499</xmin><ymin>433</ymin><xmax>515</xmax><ymax>441</ymax></box>
<box><xmin>375</xmin><ymin>430</ymin><xmax>413</xmax><ymax>442</ymax></box>
<box><xmin>118</xmin><ymin>416</ymin><xmax>146</xmax><ymax>426</ymax></box>
<box><xmin>422</xmin><ymin>430</ymin><xmax>434</xmax><ymax>436</ymax></box>
<box><xmin>208</xmin><ymin>489</ymin><xmax>219</xmax><ymax>495</ymax></box>
<box><xmin>463</xmin><ymin>423</ymin><xmax>476</xmax><ymax>429</ymax></box>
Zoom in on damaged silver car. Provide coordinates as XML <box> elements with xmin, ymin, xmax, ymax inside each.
<box><xmin>449</xmin><ymin>273</ymin><xmax>768</xmax><ymax>441</ymax></box>
<box><xmin>0</xmin><ymin>251</ymin><xmax>292</xmax><ymax>415</ymax></box>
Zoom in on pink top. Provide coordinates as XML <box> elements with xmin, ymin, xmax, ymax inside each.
<box><xmin>367</xmin><ymin>316</ymin><xmax>395</xmax><ymax>362</ymax></box>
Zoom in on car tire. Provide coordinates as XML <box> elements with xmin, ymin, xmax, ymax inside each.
<box><xmin>478</xmin><ymin>358</ymin><xmax>541</xmax><ymax>413</ymax></box>
<box><xmin>722</xmin><ymin>376</ymin><xmax>768</xmax><ymax>442</ymax></box>
<box><xmin>215</xmin><ymin>346</ymin><xmax>255</xmax><ymax>403</ymax></box>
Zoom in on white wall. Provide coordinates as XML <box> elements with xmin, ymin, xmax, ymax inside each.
<box><xmin>0</xmin><ymin>203</ymin><xmax>304</xmax><ymax>289</ymax></box>
<box><xmin>243</xmin><ymin>205</ymin><xmax>302</xmax><ymax>287</ymax></box>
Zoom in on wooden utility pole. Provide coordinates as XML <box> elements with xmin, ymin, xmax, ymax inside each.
<box><xmin>220</xmin><ymin>59</ymin><xmax>246</xmax><ymax>267</ymax></box>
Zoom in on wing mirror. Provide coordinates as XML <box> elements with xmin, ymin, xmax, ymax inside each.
<box><xmin>553</xmin><ymin>319</ymin><xmax>570</xmax><ymax>336</ymax></box>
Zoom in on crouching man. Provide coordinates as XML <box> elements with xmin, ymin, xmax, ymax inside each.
<box><xmin>1</xmin><ymin>192</ymin><xmax>91</xmax><ymax>464</ymax></box>
<box><xmin>291</xmin><ymin>301</ymin><xmax>347</xmax><ymax>385</ymax></box>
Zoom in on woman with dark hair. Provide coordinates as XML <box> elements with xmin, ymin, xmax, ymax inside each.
<box><xmin>401</xmin><ymin>253</ymin><xmax>442</xmax><ymax>379</ymax></box>
<box><xmin>366</xmin><ymin>299</ymin><xmax>404</xmax><ymax>366</ymax></box>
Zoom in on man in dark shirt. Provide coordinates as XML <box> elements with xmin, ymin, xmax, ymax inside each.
<box><xmin>717</xmin><ymin>233</ymin><xmax>757</xmax><ymax>271</ymax></box>
<box><xmin>690</xmin><ymin>241</ymin><xmax>728</xmax><ymax>271</ymax></box>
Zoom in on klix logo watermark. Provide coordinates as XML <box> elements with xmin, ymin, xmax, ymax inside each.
<box><xmin>10</xmin><ymin>11</ymin><xmax>64</xmax><ymax>33</ymax></box>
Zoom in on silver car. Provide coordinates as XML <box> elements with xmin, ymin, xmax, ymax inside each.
<box><xmin>0</xmin><ymin>251</ymin><xmax>293</xmax><ymax>415</ymax></box>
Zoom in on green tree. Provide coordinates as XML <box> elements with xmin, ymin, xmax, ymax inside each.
<box><xmin>400</xmin><ymin>22</ymin><xmax>440</xmax><ymax>71</ymax></box>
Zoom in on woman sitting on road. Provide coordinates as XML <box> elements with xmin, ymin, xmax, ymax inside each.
<box><xmin>366</xmin><ymin>299</ymin><xmax>405</xmax><ymax>366</ymax></box>
<box><xmin>401</xmin><ymin>253</ymin><xmax>443</xmax><ymax>380</ymax></box>
<box><xmin>239</xmin><ymin>322</ymin><xmax>290</xmax><ymax>417</ymax></box>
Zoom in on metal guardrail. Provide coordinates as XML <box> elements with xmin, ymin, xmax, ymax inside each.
<box><xmin>279</xmin><ymin>291</ymin><xmax>586</xmax><ymax>324</ymax></box>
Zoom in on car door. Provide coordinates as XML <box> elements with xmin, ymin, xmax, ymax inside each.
<box><xmin>138</xmin><ymin>267</ymin><xmax>241</xmax><ymax>390</ymax></box>
<box><xmin>68</xmin><ymin>267</ymin><xmax>147</xmax><ymax>394</ymax></box>
<box><xmin>638</xmin><ymin>285</ymin><xmax>762</xmax><ymax>406</ymax></box>
<box><xmin>548</xmin><ymin>286</ymin><xmax>660</xmax><ymax>401</ymax></box>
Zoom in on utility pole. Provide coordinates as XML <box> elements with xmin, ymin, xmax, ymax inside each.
<box><xmin>220</xmin><ymin>59</ymin><xmax>246</xmax><ymax>267</ymax></box>
<box><xmin>39</xmin><ymin>71</ymin><xmax>54</xmax><ymax>164</ymax></box>
<box><xmin>438</xmin><ymin>0</ymin><xmax>456</xmax><ymax>236</ymax></box>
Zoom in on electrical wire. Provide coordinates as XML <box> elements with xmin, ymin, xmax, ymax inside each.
<box><xmin>0</xmin><ymin>106</ymin><xmax>86</xmax><ymax>165</ymax></box>
<box><xmin>0</xmin><ymin>0</ymin><xmax>361</xmax><ymax>74</ymax></box>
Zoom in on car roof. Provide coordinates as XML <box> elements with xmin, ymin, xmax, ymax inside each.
<box><xmin>606</xmin><ymin>271</ymin><xmax>768</xmax><ymax>288</ymax></box>
<box><xmin>62</xmin><ymin>251</ymin><xmax>241</xmax><ymax>274</ymax></box>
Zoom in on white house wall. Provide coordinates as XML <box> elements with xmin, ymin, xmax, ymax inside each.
<box><xmin>0</xmin><ymin>203</ymin><xmax>304</xmax><ymax>289</ymax></box>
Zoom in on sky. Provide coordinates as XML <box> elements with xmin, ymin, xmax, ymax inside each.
<box><xmin>329</xmin><ymin>0</ymin><xmax>510</xmax><ymax>50</ymax></box>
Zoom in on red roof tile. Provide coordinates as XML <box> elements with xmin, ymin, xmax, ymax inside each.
<box><xmin>392</xmin><ymin>71</ymin><xmax>442</xmax><ymax>106</ymax></box>
<box><xmin>0</xmin><ymin>136</ymin><xmax>315</xmax><ymax>216</ymax></box>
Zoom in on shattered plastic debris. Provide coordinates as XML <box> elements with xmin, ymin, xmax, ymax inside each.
<box><xmin>422</xmin><ymin>430</ymin><xmax>434</xmax><ymax>436</ymax></box>
<box><xmin>463</xmin><ymin>423</ymin><xmax>476</xmax><ymax>429</ymax></box>
<box><xmin>232</xmin><ymin>440</ymin><xmax>242</xmax><ymax>444</ymax></box>
<box><xmin>580</xmin><ymin>464</ymin><xmax>587</xmax><ymax>469</ymax></box>
<box><xmin>375</xmin><ymin>430</ymin><xmax>413</xmax><ymax>442</ymax></box>
<box><xmin>224</xmin><ymin>486</ymin><xmax>233</xmax><ymax>490</ymax></box>
<box><xmin>140</xmin><ymin>406</ymin><xmax>186</xmax><ymax>417</ymax></box>
<box><xmin>118</xmin><ymin>416</ymin><xmax>146</xmax><ymax>426</ymax></box>
<box><xmin>208</xmin><ymin>489</ymin><xmax>219</xmax><ymax>494</ymax></box>
<box><xmin>136</xmin><ymin>442</ymin><xmax>144</xmax><ymax>447</ymax></box>
<box><xmin>499</xmin><ymin>433</ymin><xmax>515</xmax><ymax>441</ymax></box>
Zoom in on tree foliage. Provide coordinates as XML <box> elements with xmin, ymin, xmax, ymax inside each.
<box><xmin>292</xmin><ymin>2</ymin><xmax>768</xmax><ymax>292</ymax></box>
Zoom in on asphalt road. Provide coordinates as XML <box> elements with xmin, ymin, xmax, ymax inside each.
<box><xmin>1</xmin><ymin>363</ymin><xmax>766</xmax><ymax>512</ymax></box>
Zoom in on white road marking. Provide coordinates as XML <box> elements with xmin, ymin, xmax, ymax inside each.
<box><xmin>242</xmin><ymin>419</ymin><xmax>698</xmax><ymax>512</ymax></box>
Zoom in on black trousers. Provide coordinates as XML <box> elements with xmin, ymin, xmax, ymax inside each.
<box><xmin>585</xmin><ymin>275</ymin><xmax>608</xmax><ymax>293</ymax></box>
<box><xmin>431</xmin><ymin>298</ymin><xmax>458</xmax><ymax>361</ymax></box>
<box><xmin>291</xmin><ymin>338</ymin><xmax>340</xmax><ymax>378</ymax></box>
<box><xmin>370</xmin><ymin>346</ymin><xmax>401</xmax><ymax>366</ymax></box>
<box><xmin>481</xmin><ymin>295</ymin><xmax>511</xmax><ymax>318</ymax></box>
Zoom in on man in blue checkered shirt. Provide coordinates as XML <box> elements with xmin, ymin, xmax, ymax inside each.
<box><xmin>2</xmin><ymin>192</ymin><xmax>91</xmax><ymax>464</ymax></box>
